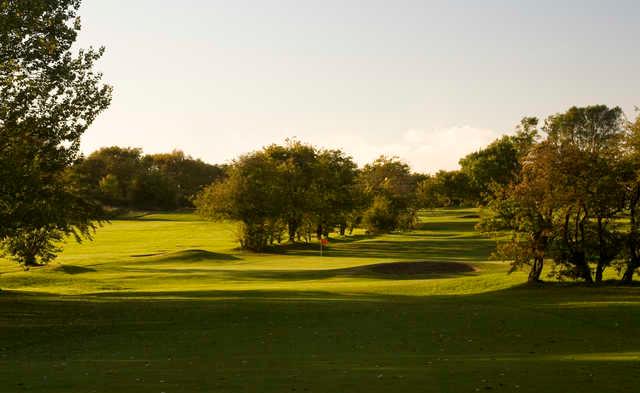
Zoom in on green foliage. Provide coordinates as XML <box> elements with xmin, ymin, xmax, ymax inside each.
<box><xmin>460</xmin><ymin>119</ymin><xmax>537</xmax><ymax>203</ymax></box>
<box><xmin>359</xmin><ymin>156</ymin><xmax>418</xmax><ymax>232</ymax></box>
<box><xmin>312</xmin><ymin>148</ymin><xmax>360</xmax><ymax>236</ymax></box>
<box><xmin>147</xmin><ymin>150</ymin><xmax>226</xmax><ymax>207</ymax></box>
<box><xmin>621</xmin><ymin>112</ymin><xmax>640</xmax><ymax>282</ymax></box>
<box><xmin>73</xmin><ymin>147</ymin><xmax>224</xmax><ymax>210</ymax></box>
<box><xmin>98</xmin><ymin>173</ymin><xmax>121</xmax><ymax>205</ymax></box>
<box><xmin>362</xmin><ymin>195</ymin><xmax>397</xmax><ymax>232</ymax></box>
<box><xmin>479</xmin><ymin>140</ymin><xmax>558</xmax><ymax>283</ymax></box>
<box><xmin>1</xmin><ymin>227</ymin><xmax>63</xmax><ymax>267</ymax></box>
<box><xmin>0</xmin><ymin>0</ymin><xmax>111</xmax><ymax>264</ymax></box>
<box><xmin>194</xmin><ymin>149</ymin><xmax>287</xmax><ymax>251</ymax></box>
<box><xmin>417</xmin><ymin>170</ymin><xmax>474</xmax><ymax>207</ymax></box>
<box><xmin>481</xmin><ymin>107</ymin><xmax>631</xmax><ymax>283</ymax></box>
<box><xmin>544</xmin><ymin>106</ymin><xmax>627</xmax><ymax>283</ymax></box>
<box><xmin>194</xmin><ymin>141</ymin><xmax>363</xmax><ymax>250</ymax></box>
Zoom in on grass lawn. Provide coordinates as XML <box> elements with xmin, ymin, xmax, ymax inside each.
<box><xmin>1</xmin><ymin>209</ymin><xmax>639</xmax><ymax>392</ymax></box>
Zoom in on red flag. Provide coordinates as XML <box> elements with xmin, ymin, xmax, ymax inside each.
<box><xmin>321</xmin><ymin>238</ymin><xmax>329</xmax><ymax>246</ymax></box>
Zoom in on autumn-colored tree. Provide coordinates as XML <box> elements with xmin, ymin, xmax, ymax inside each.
<box><xmin>479</xmin><ymin>133</ymin><xmax>558</xmax><ymax>283</ymax></box>
<box><xmin>545</xmin><ymin>106</ymin><xmax>626</xmax><ymax>283</ymax></box>
<box><xmin>622</xmin><ymin>112</ymin><xmax>640</xmax><ymax>283</ymax></box>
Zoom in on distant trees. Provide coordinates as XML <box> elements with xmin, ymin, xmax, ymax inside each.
<box><xmin>0</xmin><ymin>0</ymin><xmax>111</xmax><ymax>266</ymax></box>
<box><xmin>417</xmin><ymin>119</ymin><xmax>537</xmax><ymax>208</ymax></box>
<box><xmin>72</xmin><ymin>147</ymin><xmax>225</xmax><ymax>211</ymax></box>
<box><xmin>480</xmin><ymin>105</ymin><xmax>639</xmax><ymax>284</ymax></box>
<box><xmin>416</xmin><ymin>170</ymin><xmax>473</xmax><ymax>208</ymax></box>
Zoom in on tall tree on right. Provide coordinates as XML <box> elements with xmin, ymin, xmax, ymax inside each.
<box><xmin>480</xmin><ymin>108</ymin><xmax>627</xmax><ymax>283</ymax></box>
<box><xmin>544</xmin><ymin>105</ymin><xmax>626</xmax><ymax>283</ymax></box>
<box><xmin>622</xmin><ymin>112</ymin><xmax>640</xmax><ymax>283</ymax></box>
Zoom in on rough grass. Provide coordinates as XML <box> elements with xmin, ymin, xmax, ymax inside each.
<box><xmin>1</xmin><ymin>209</ymin><xmax>639</xmax><ymax>392</ymax></box>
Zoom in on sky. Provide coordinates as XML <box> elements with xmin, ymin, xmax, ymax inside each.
<box><xmin>76</xmin><ymin>0</ymin><xmax>640</xmax><ymax>173</ymax></box>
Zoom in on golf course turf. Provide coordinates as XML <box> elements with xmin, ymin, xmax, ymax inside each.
<box><xmin>1</xmin><ymin>209</ymin><xmax>639</xmax><ymax>392</ymax></box>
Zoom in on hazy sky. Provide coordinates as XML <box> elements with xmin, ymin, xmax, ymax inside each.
<box><xmin>77</xmin><ymin>0</ymin><xmax>640</xmax><ymax>173</ymax></box>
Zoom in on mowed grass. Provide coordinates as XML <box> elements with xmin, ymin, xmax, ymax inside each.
<box><xmin>1</xmin><ymin>209</ymin><xmax>640</xmax><ymax>392</ymax></box>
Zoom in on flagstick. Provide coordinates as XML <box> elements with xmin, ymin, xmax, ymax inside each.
<box><xmin>320</xmin><ymin>238</ymin><xmax>323</xmax><ymax>257</ymax></box>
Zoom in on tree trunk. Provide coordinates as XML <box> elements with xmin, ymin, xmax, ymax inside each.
<box><xmin>622</xmin><ymin>263</ymin><xmax>637</xmax><ymax>283</ymax></box>
<box><xmin>595</xmin><ymin>262</ymin><xmax>606</xmax><ymax>284</ymax></box>
<box><xmin>316</xmin><ymin>225</ymin><xmax>323</xmax><ymax>240</ymax></box>
<box><xmin>339</xmin><ymin>223</ymin><xmax>346</xmax><ymax>236</ymax></box>
<box><xmin>288</xmin><ymin>220</ymin><xmax>298</xmax><ymax>243</ymax></box>
<box><xmin>577</xmin><ymin>257</ymin><xmax>593</xmax><ymax>284</ymax></box>
<box><xmin>528</xmin><ymin>257</ymin><xmax>544</xmax><ymax>283</ymax></box>
<box><xmin>23</xmin><ymin>253</ymin><xmax>37</xmax><ymax>269</ymax></box>
<box><xmin>623</xmin><ymin>192</ymin><xmax>640</xmax><ymax>284</ymax></box>
<box><xmin>595</xmin><ymin>216</ymin><xmax>606</xmax><ymax>284</ymax></box>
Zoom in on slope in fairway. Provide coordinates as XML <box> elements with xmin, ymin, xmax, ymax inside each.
<box><xmin>1</xmin><ymin>209</ymin><xmax>639</xmax><ymax>392</ymax></box>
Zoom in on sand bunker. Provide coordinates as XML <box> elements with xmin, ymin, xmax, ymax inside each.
<box><xmin>362</xmin><ymin>261</ymin><xmax>476</xmax><ymax>275</ymax></box>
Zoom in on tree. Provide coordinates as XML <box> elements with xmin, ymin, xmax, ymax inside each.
<box><xmin>483</xmin><ymin>107</ymin><xmax>627</xmax><ymax>283</ymax></box>
<box><xmin>417</xmin><ymin>170</ymin><xmax>473</xmax><ymax>208</ymax></box>
<box><xmin>545</xmin><ymin>105</ymin><xmax>626</xmax><ymax>283</ymax></box>
<box><xmin>194</xmin><ymin>151</ymin><xmax>285</xmax><ymax>251</ymax></box>
<box><xmin>73</xmin><ymin>147</ymin><xmax>225</xmax><ymax>210</ymax></box>
<box><xmin>459</xmin><ymin>118</ymin><xmax>537</xmax><ymax>204</ymax></box>
<box><xmin>312</xmin><ymin>149</ymin><xmax>359</xmax><ymax>237</ymax></box>
<box><xmin>129</xmin><ymin>168</ymin><xmax>177</xmax><ymax>210</ymax></box>
<box><xmin>622</xmin><ymin>112</ymin><xmax>640</xmax><ymax>283</ymax></box>
<box><xmin>479</xmin><ymin>132</ymin><xmax>558</xmax><ymax>283</ymax></box>
<box><xmin>147</xmin><ymin>150</ymin><xmax>225</xmax><ymax>207</ymax></box>
<box><xmin>359</xmin><ymin>157</ymin><xmax>418</xmax><ymax>233</ymax></box>
<box><xmin>194</xmin><ymin>142</ymin><xmax>360</xmax><ymax>250</ymax></box>
<box><xmin>0</xmin><ymin>0</ymin><xmax>112</xmax><ymax>266</ymax></box>
<box><xmin>74</xmin><ymin>147</ymin><xmax>145</xmax><ymax>206</ymax></box>
<box><xmin>263</xmin><ymin>141</ymin><xmax>318</xmax><ymax>242</ymax></box>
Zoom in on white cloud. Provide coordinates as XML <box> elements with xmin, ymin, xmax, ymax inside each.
<box><xmin>312</xmin><ymin>126</ymin><xmax>504</xmax><ymax>174</ymax></box>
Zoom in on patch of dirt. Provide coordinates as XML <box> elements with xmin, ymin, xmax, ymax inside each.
<box><xmin>364</xmin><ymin>261</ymin><xmax>476</xmax><ymax>275</ymax></box>
<box><xmin>460</xmin><ymin>214</ymin><xmax>480</xmax><ymax>219</ymax></box>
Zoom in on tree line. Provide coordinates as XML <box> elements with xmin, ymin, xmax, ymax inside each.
<box><xmin>73</xmin><ymin>147</ymin><xmax>226</xmax><ymax>211</ymax></box>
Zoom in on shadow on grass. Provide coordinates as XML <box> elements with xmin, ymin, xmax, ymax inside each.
<box><xmin>272</xmin><ymin>238</ymin><xmax>495</xmax><ymax>261</ymax></box>
<box><xmin>113</xmin><ymin>261</ymin><xmax>478</xmax><ymax>281</ymax></box>
<box><xmin>129</xmin><ymin>249</ymin><xmax>241</xmax><ymax>263</ymax></box>
<box><xmin>53</xmin><ymin>265</ymin><xmax>97</xmax><ymax>275</ymax></box>
<box><xmin>3</xmin><ymin>282</ymin><xmax>640</xmax><ymax>308</ymax></box>
<box><xmin>225</xmin><ymin>261</ymin><xmax>477</xmax><ymax>282</ymax></box>
<box><xmin>416</xmin><ymin>220</ymin><xmax>478</xmax><ymax>233</ymax></box>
